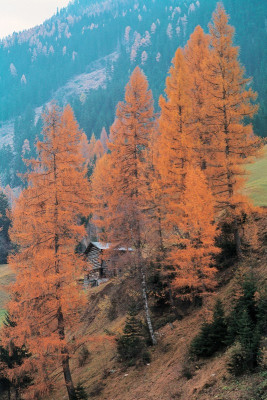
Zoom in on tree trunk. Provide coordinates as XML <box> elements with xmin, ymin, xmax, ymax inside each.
<box><xmin>141</xmin><ymin>268</ymin><xmax>157</xmax><ymax>346</ymax></box>
<box><xmin>53</xmin><ymin>148</ymin><xmax>77</xmax><ymax>400</ymax></box>
<box><xmin>15</xmin><ymin>387</ymin><xmax>19</xmax><ymax>400</ymax></box>
<box><xmin>57</xmin><ymin>307</ymin><xmax>77</xmax><ymax>400</ymax></box>
<box><xmin>61</xmin><ymin>352</ymin><xmax>77</xmax><ymax>400</ymax></box>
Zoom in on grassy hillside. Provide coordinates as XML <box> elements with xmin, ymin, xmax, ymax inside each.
<box><xmin>244</xmin><ymin>146</ymin><xmax>267</xmax><ymax>206</ymax></box>
<box><xmin>0</xmin><ymin>264</ymin><xmax>15</xmax><ymax>324</ymax></box>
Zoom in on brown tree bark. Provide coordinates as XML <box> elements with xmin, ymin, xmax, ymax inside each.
<box><xmin>57</xmin><ymin>307</ymin><xmax>77</xmax><ymax>400</ymax></box>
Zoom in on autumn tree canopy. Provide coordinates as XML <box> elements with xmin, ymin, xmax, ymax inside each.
<box><xmin>2</xmin><ymin>105</ymin><xmax>90</xmax><ymax>400</ymax></box>
<box><xmin>205</xmin><ymin>4</ymin><xmax>261</xmax><ymax>255</ymax></box>
<box><xmin>92</xmin><ymin>66</ymin><xmax>157</xmax><ymax>344</ymax></box>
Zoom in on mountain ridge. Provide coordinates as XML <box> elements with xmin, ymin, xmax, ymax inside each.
<box><xmin>0</xmin><ymin>0</ymin><xmax>266</xmax><ymax>187</ymax></box>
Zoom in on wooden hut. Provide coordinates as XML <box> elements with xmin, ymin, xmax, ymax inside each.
<box><xmin>84</xmin><ymin>242</ymin><xmax>133</xmax><ymax>286</ymax></box>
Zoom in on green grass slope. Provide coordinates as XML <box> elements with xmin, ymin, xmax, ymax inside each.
<box><xmin>244</xmin><ymin>145</ymin><xmax>267</xmax><ymax>206</ymax></box>
<box><xmin>0</xmin><ymin>264</ymin><xmax>15</xmax><ymax>325</ymax></box>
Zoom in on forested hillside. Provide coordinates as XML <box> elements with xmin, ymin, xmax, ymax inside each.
<box><xmin>0</xmin><ymin>0</ymin><xmax>266</xmax><ymax>187</ymax></box>
<box><xmin>0</xmin><ymin>3</ymin><xmax>266</xmax><ymax>400</ymax></box>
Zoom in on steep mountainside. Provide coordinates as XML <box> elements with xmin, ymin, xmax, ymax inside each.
<box><xmin>0</xmin><ymin>0</ymin><xmax>266</xmax><ymax>186</ymax></box>
<box><xmin>43</xmin><ymin>212</ymin><xmax>267</xmax><ymax>400</ymax></box>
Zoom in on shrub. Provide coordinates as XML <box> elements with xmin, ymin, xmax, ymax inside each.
<box><xmin>148</xmin><ymin>272</ymin><xmax>170</xmax><ymax>313</ymax></box>
<box><xmin>78</xmin><ymin>346</ymin><xmax>90</xmax><ymax>367</ymax></box>
<box><xmin>88</xmin><ymin>382</ymin><xmax>104</xmax><ymax>397</ymax></box>
<box><xmin>107</xmin><ymin>298</ymin><xmax>118</xmax><ymax>321</ymax></box>
<box><xmin>75</xmin><ymin>383</ymin><xmax>88</xmax><ymax>400</ymax></box>
<box><xmin>142</xmin><ymin>350</ymin><xmax>151</xmax><ymax>364</ymax></box>
<box><xmin>226</xmin><ymin>342</ymin><xmax>247</xmax><ymax>376</ymax></box>
<box><xmin>181</xmin><ymin>363</ymin><xmax>194</xmax><ymax>380</ymax></box>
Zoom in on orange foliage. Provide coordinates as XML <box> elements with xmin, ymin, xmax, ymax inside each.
<box><xmin>205</xmin><ymin>4</ymin><xmax>262</xmax><ymax>249</ymax></box>
<box><xmin>157</xmin><ymin>48</ymin><xmax>193</xmax><ymax>243</ymax></box>
<box><xmin>94</xmin><ymin>139</ymin><xmax>105</xmax><ymax>160</ymax></box>
<box><xmin>184</xmin><ymin>25</ymin><xmax>211</xmax><ymax>170</ymax></box>
<box><xmin>92</xmin><ymin>67</ymin><xmax>157</xmax><ymax>345</ymax></box>
<box><xmin>156</xmin><ymin>34</ymin><xmax>220</xmax><ymax>298</ymax></box>
<box><xmin>100</xmin><ymin>127</ymin><xmax>109</xmax><ymax>153</ymax></box>
<box><xmin>93</xmin><ymin>66</ymin><xmax>155</xmax><ymax>251</ymax></box>
<box><xmin>2</xmin><ymin>105</ymin><xmax>90</xmax><ymax>399</ymax></box>
<box><xmin>168</xmin><ymin>166</ymin><xmax>219</xmax><ymax>300</ymax></box>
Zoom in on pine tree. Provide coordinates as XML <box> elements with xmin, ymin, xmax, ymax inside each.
<box><xmin>116</xmin><ymin>306</ymin><xmax>146</xmax><ymax>366</ymax></box>
<box><xmin>226</xmin><ymin>274</ymin><xmax>264</xmax><ymax>375</ymax></box>
<box><xmin>237</xmin><ymin>309</ymin><xmax>261</xmax><ymax>371</ymax></box>
<box><xmin>0</xmin><ymin>314</ymin><xmax>32</xmax><ymax>400</ymax></box>
<box><xmin>75</xmin><ymin>383</ymin><xmax>88</xmax><ymax>400</ymax></box>
<box><xmin>2</xmin><ymin>105</ymin><xmax>90</xmax><ymax>399</ymax></box>
<box><xmin>227</xmin><ymin>275</ymin><xmax>258</xmax><ymax>344</ymax></box>
<box><xmin>0</xmin><ymin>190</ymin><xmax>11</xmax><ymax>264</ymax></box>
<box><xmin>190</xmin><ymin>299</ymin><xmax>227</xmax><ymax>357</ymax></box>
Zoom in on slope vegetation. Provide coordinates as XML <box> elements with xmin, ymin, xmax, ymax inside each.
<box><xmin>46</xmin><ymin>212</ymin><xmax>267</xmax><ymax>400</ymax></box>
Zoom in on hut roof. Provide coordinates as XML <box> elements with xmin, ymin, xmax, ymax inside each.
<box><xmin>85</xmin><ymin>242</ymin><xmax>133</xmax><ymax>254</ymax></box>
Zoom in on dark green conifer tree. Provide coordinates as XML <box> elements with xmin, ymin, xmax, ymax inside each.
<box><xmin>0</xmin><ymin>191</ymin><xmax>11</xmax><ymax>264</ymax></box>
<box><xmin>0</xmin><ymin>315</ymin><xmax>32</xmax><ymax>399</ymax></box>
<box><xmin>117</xmin><ymin>305</ymin><xmax>148</xmax><ymax>366</ymax></box>
<box><xmin>190</xmin><ymin>300</ymin><xmax>227</xmax><ymax>357</ymax></box>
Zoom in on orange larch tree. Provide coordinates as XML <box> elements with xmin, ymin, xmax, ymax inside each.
<box><xmin>184</xmin><ymin>25</ymin><xmax>211</xmax><ymax>170</ymax></box>
<box><xmin>141</xmin><ymin>120</ymin><xmax>166</xmax><ymax>261</ymax></box>
<box><xmin>100</xmin><ymin>127</ymin><xmax>109</xmax><ymax>153</ymax></box>
<box><xmin>156</xmin><ymin>42</ymin><xmax>220</xmax><ymax>305</ymax></box>
<box><xmin>2</xmin><ymin>105</ymin><xmax>90</xmax><ymax>400</ymax></box>
<box><xmin>91</xmin><ymin>153</ymin><xmax>116</xmax><ymax>243</ymax></box>
<box><xmin>94</xmin><ymin>139</ymin><xmax>105</xmax><ymax>161</ymax></box>
<box><xmin>79</xmin><ymin>131</ymin><xmax>91</xmax><ymax>161</ymax></box>
<box><xmin>168</xmin><ymin>166</ymin><xmax>219</xmax><ymax>301</ymax></box>
<box><xmin>205</xmin><ymin>3</ymin><xmax>262</xmax><ymax>256</ymax></box>
<box><xmin>80</xmin><ymin>132</ymin><xmax>105</xmax><ymax>179</ymax></box>
<box><xmin>88</xmin><ymin>132</ymin><xmax>97</xmax><ymax>160</ymax></box>
<box><xmin>157</xmin><ymin>48</ymin><xmax>193</xmax><ymax>237</ymax></box>
<box><xmin>92</xmin><ymin>67</ymin><xmax>157</xmax><ymax>345</ymax></box>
